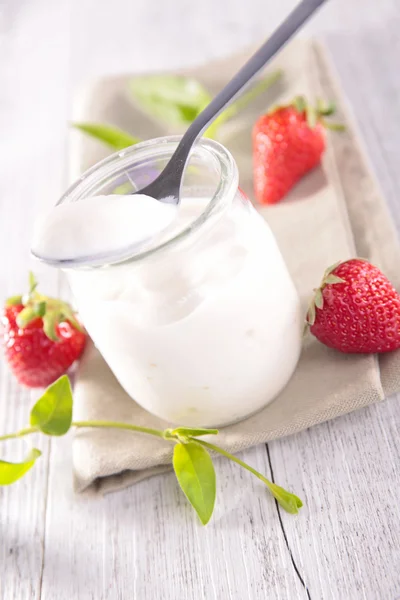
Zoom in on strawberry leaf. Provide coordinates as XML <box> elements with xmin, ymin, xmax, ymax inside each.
<box><xmin>6</xmin><ymin>295</ymin><xmax>23</xmax><ymax>306</ymax></box>
<box><xmin>324</xmin><ymin>122</ymin><xmax>346</xmax><ymax>132</ymax></box>
<box><xmin>325</xmin><ymin>274</ymin><xmax>345</xmax><ymax>285</ymax></box>
<box><xmin>306</xmin><ymin>105</ymin><xmax>317</xmax><ymax>128</ymax></box>
<box><xmin>59</xmin><ymin>304</ymin><xmax>84</xmax><ymax>333</ymax></box>
<box><xmin>33</xmin><ymin>301</ymin><xmax>47</xmax><ymax>318</ymax></box>
<box><xmin>42</xmin><ymin>310</ymin><xmax>60</xmax><ymax>341</ymax></box>
<box><xmin>16</xmin><ymin>306</ymin><xmax>40</xmax><ymax>328</ymax></box>
<box><xmin>293</xmin><ymin>95</ymin><xmax>306</xmax><ymax>113</ymax></box>
<box><xmin>72</xmin><ymin>123</ymin><xmax>140</xmax><ymax>150</ymax></box>
<box><xmin>323</xmin><ymin>261</ymin><xmax>343</xmax><ymax>278</ymax></box>
<box><xmin>314</xmin><ymin>288</ymin><xmax>324</xmax><ymax>309</ymax></box>
<box><xmin>30</xmin><ymin>376</ymin><xmax>73</xmax><ymax>436</ymax></box>
<box><xmin>316</xmin><ymin>99</ymin><xmax>336</xmax><ymax>116</ymax></box>
<box><xmin>307</xmin><ymin>301</ymin><xmax>316</xmax><ymax>326</ymax></box>
<box><xmin>29</xmin><ymin>272</ymin><xmax>38</xmax><ymax>294</ymax></box>
<box><xmin>0</xmin><ymin>448</ymin><xmax>41</xmax><ymax>485</ymax></box>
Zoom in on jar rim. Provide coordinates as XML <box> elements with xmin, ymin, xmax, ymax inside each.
<box><xmin>53</xmin><ymin>135</ymin><xmax>239</xmax><ymax>269</ymax></box>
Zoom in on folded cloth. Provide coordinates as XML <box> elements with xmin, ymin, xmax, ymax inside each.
<box><xmin>70</xmin><ymin>40</ymin><xmax>400</xmax><ymax>493</ymax></box>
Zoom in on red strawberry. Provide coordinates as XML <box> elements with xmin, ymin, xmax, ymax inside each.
<box><xmin>306</xmin><ymin>259</ymin><xmax>400</xmax><ymax>353</ymax></box>
<box><xmin>2</xmin><ymin>273</ymin><xmax>86</xmax><ymax>387</ymax></box>
<box><xmin>252</xmin><ymin>96</ymin><xmax>344</xmax><ymax>205</ymax></box>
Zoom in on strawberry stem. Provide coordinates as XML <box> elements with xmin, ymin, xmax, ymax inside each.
<box><xmin>0</xmin><ymin>426</ymin><xmax>39</xmax><ymax>442</ymax></box>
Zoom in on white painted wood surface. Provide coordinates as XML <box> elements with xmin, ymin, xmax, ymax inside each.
<box><xmin>0</xmin><ymin>1</ymin><xmax>400</xmax><ymax>598</ymax></box>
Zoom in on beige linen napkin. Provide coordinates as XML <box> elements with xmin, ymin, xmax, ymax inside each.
<box><xmin>70</xmin><ymin>41</ymin><xmax>400</xmax><ymax>493</ymax></box>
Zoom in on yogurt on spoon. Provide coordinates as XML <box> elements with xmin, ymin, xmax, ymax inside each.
<box><xmin>32</xmin><ymin>194</ymin><xmax>178</xmax><ymax>265</ymax></box>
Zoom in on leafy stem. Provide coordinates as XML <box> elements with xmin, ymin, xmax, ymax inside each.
<box><xmin>0</xmin><ymin>426</ymin><xmax>39</xmax><ymax>442</ymax></box>
<box><xmin>194</xmin><ymin>439</ymin><xmax>303</xmax><ymax>514</ymax></box>
<box><xmin>72</xmin><ymin>420</ymin><xmax>165</xmax><ymax>439</ymax></box>
<box><xmin>0</xmin><ymin>421</ymin><xmax>167</xmax><ymax>443</ymax></box>
<box><xmin>0</xmin><ymin>375</ymin><xmax>303</xmax><ymax>523</ymax></box>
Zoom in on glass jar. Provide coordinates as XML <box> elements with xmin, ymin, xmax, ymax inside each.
<box><xmin>59</xmin><ymin>136</ymin><xmax>302</xmax><ymax>427</ymax></box>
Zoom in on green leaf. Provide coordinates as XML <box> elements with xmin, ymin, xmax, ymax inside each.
<box><xmin>42</xmin><ymin>310</ymin><xmax>60</xmax><ymax>341</ymax></box>
<box><xmin>293</xmin><ymin>95</ymin><xmax>306</xmax><ymax>113</ymax></box>
<box><xmin>323</xmin><ymin>260</ymin><xmax>343</xmax><ymax>278</ymax></box>
<box><xmin>72</xmin><ymin>123</ymin><xmax>140</xmax><ymax>151</ymax></box>
<box><xmin>58</xmin><ymin>303</ymin><xmax>84</xmax><ymax>334</ymax></box>
<box><xmin>171</xmin><ymin>427</ymin><xmax>219</xmax><ymax>438</ymax></box>
<box><xmin>267</xmin><ymin>482</ymin><xmax>303</xmax><ymax>514</ymax></box>
<box><xmin>307</xmin><ymin>301</ymin><xmax>316</xmax><ymax>326</ymax></box>
<box><xmin>129</xmin><ymin>75</ymin><xmax>212</xmax><ymax>128</ymax></box>
<box><xmin>34</xmin><ymin>301</ymin><xmax>47</xmax><ymax>318</ymax></box>
<box><xmin>306</xmin><ymin>105</ymin><xmax>317</xmax><ymax>128</ymax></box>
<box><xmin>16</xmin><ymin>306</ymin><xmax>39</xmax><ymax>328</ymax></box>
<box><xmin>317</xmin><ymin>98</ymin><xmax>336</xmax><ymax>116</ymax></box>
<box><xmin>6</xmin><ymin>295</ymin><xmax>23</xmax><ymax>306</ymax></box>
<box><xmin>29</xmin><ymin>271</ymin><xmax>38</xmax><ymax>294</ymax></box>
<box><xmin>324</xmin><ymin>122</ymin><xmax>346</xmax><ymax>132</ymax></box>
<box><xmin>0</xmin><ymin>448</ymin><xmax>41</xmax><ymax>485</ymax></box>
<box><xmin>30</xmin><ymin>376</ymin><xmax>73</xmax><ymax>436</ymax></box>
<box><xmin>324</xmin><ymin>274</ymin><xmax>345</xmax><ymax>285</ymax></box>
<box><xmin>314</xmin><ymin>288</ymin><xmax>324</xmax><ymax>310</ymax></box>
<box><xmin>173</xmin><ymin>442</ymin><xmax>216</xmax><ymax>525</ymax></box>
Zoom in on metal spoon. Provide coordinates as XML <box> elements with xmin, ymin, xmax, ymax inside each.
<box><xmin>138</xmin><ymin>0</ymin><xmax>329</xmax><ymax>204</ymax></box>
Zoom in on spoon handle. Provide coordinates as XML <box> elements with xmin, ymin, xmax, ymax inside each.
<box><xmin>169</xmin><ymin>0</ymin><xmax>328</xmax><ymax>176</ymax></box>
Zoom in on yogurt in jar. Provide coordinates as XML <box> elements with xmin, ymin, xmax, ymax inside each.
<box><xmin>33</xmin><ymin>190</ymin><xmax>302</xmax><ymax>427</ymax></box>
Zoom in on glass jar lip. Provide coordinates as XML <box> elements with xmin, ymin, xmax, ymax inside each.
<box><xmin>55</xmin><ymin>135</ymin><xmax>239</xmax><ymax>269</ymax></box>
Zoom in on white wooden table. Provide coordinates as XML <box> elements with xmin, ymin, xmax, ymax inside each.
<box><xmin>1</xmin><ymin>1</ymin><xmax>400</xmax><ymax>598</ymax></box>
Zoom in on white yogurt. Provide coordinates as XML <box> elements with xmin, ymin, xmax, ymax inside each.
<box><xmin>34</xmin><ymin>193</ymin><xmax>302</xmax><ymax>427</ymax></box>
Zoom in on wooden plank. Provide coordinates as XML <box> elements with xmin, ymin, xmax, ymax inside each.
<box><xmin>40</xmin><ymin>441</ymin><xmax>307</xmax><ymax>600</ymax></box>
<box><xmin>268</xmin><ymin>397</ymin><xmax>400</xmax><ymax>599</ymax></box>
<box><xmin>0</xmin><ymin>376</ymin><xmax>49</xmax><ymax>600</ymax></box>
